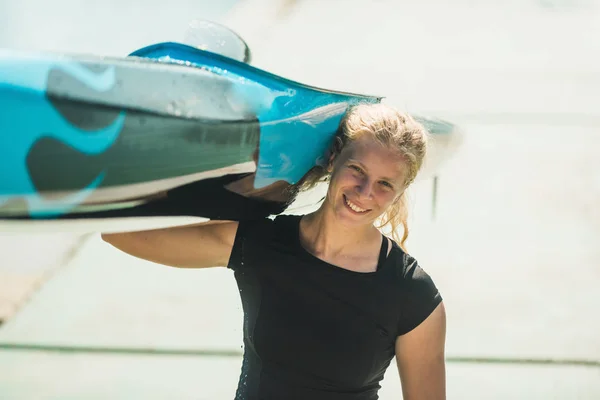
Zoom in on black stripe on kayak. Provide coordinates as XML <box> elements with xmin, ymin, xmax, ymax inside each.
<box><xmin>26</xmin><ymin>105</ymin><xmax>261</xmax><ymax>197</ymax></box>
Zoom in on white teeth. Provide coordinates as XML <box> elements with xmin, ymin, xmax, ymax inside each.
<box><xmin>345</xmin><ymin>196</ymin><xmax>366</xmax><ymax>213</ymax></box>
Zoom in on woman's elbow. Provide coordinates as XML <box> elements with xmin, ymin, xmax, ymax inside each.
<box><xmin>100</xmin><ymin>232</ymin><xmax>141</xmax><ymax>251</ymax></box>
<box><xmin>101</xmin><ymin>232</ymin><xmax>125</xmax><ymax>245</ymax></box>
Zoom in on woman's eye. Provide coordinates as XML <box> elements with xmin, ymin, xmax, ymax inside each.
<box><xmin>380</xmin><ymin>181</ymin><xmax>393</xmax><ymax>189</ymax></box>
<box><xmin>350</xmin><ymin>165</ymin><xmax>362</xmax><ymax>173</ymax></box>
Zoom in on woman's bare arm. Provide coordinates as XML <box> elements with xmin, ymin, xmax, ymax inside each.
<box><xmin>101</xmin><ymin>221</ymin><xmax>239</xmax><ymax>269</ymax></box>
<box><xmin>395</xmin><ymin>302</ymin><xmax>447</xmax><ymax>400</ymax></box>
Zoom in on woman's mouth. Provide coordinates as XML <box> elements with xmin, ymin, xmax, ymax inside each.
<box><xmin>343</xmin><ymin>194</ymin><xmax>369</xmax><ymax>214</ymax></box>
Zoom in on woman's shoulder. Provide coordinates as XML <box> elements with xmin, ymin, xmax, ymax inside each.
<box><xmin>384</xmin><ymin>240</ymin><xmax>441</xmax><ymax>296</ymax></box>
<box><xmin>272</xmin><ymin>213</ymin><xmax>302</xmax><ymax>225</ymax></box>
<box><xmin>384</xmin><ymin>240</ymin><xmax>443</xmax><ymax>335</ymax></box>
<box><xmin>235</xmin><ymin>214</ymin><xmax>300</xmax><ymax>242</ymax></box>
<box><xmin>238</xmin><ymin>213</ymin><xmax>300</xmax><ymax>228</ymax></box>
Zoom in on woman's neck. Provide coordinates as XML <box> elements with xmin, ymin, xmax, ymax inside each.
<box><xmin>300</xmin><ymin>207</ymin><xmax>379</xmax><ymax>260</ymax></box>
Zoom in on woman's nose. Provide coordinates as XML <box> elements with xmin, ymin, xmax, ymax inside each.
<box><xmin>356</xmin><ymin>177</ymin><xmax>374</xmax><ymax>199</ymax></box>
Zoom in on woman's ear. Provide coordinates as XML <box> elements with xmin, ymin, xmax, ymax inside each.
<box><xmin>327</xmin><ymin>136</ymin><xmax>344</xmax><ymax>173</ymax></box>
<box><xmin>327</xmin><ymin>153</ymin><xmax>335</xmax><ymax>173</ymax></box>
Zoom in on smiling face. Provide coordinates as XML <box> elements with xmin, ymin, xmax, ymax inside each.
<box><xmin>323</xmin><ymin>135</ymin><xmax>408</xmax><ymax>227</ymax></box>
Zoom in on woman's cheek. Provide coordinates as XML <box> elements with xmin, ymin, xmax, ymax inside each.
<box><xmin>377</xmin><ymin>189</ymin><xmax>397</xmax><ymax>205</ymax></box>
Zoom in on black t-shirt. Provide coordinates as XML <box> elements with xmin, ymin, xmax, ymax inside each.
<box><xmin>227</xmin><ymin>214</ymin><xmax>442</xmax><ymax>400</ymax></box>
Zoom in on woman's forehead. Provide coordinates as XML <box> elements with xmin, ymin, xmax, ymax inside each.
<box><xmin>343</xmin><ymin>137</ymin><xmax>400</xmax><ymax>161</ymax></box>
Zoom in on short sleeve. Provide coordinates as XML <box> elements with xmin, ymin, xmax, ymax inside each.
<box><xmin>396</xmin><ymin>254</ymin><xmax>443</xmax><ymax>336</ymax></box>
<box><xmin>227</xmin><ymin>219</ymin><xmax>251</xmax><ymax>271</ymax></box>
<box><xmin>226</xmin><ymin>217</ymin><xmax>273</xmax><ymax>271</ymax></box>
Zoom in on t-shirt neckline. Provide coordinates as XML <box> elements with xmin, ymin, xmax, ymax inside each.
<box><xmin>291</xmin><ymin>215</ymin><xmax>388</xmax><ymax>276</ymax></box>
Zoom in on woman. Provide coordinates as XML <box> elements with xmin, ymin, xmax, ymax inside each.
<box><xmin>102</xmin><ymin>103</ymin><xmax>446</xmax><ymax>400</ymax></box>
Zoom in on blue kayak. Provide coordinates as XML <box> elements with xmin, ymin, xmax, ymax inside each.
<box><xmin>0</xmin><ymin>41</ymin><xmax>381</xmax><ymax>219</ymax></box>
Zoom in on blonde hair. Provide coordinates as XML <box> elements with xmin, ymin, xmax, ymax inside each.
<box><xmin>295</xmin><ymin>102</ymin><xmax>428</xmax><ymax>250</ymax></box>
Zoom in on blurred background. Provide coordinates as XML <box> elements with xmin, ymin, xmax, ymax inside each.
<box><xmin>0</xmin><ymin>0</ymin><xmax>599</xmax><ymax>398</ymax></box>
